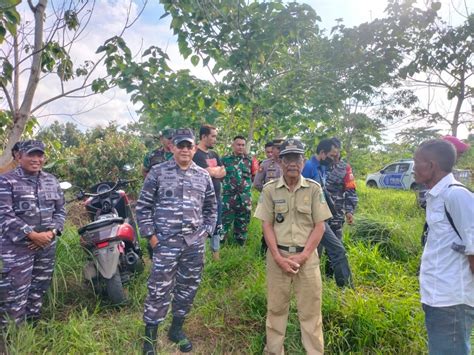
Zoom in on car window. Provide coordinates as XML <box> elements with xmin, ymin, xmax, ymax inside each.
<box><xmin>398</xmin><ymin>163</ymin><xmax>410</xmax><ymax>173</ymax></box>
<box><xmin>384</xmin><ymin>164</ymin><xmax>397</xmax><ymax>173</ymax></box>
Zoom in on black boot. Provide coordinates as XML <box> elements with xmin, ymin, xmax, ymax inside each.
<box><xmin>168</xmin><ymin>316</ymin><xmax>192</xmax><ymax>352</ymax></box>
<box><xmin>143</xmin><ymin>324</ymin><xmax>158</xmax><ymax>355</ymax></box>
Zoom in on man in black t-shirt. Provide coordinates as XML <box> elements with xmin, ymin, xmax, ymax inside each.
<box><xmin>193</xmin><ymin>124</ymin><xmax>226</xmax><ymax>260</ymax></box>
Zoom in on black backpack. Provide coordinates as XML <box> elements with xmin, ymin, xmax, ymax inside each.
<box><xmin>421</xmin><ymin>184</ymin><xmax>472</xmax><ymax>247</ymax></box>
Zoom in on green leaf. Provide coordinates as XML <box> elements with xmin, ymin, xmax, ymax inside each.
<box><xmin>5</xmin><ymin>9</ymin><xmax>20</xmax><ymax>24</ymax></box>
<box><xmin>0</xmin><ymin>26</ymin><xmax>6</xmax><ymax>43</ymax></box>
<box><xmin>190</xmin><ymin>55</ymin><xmax>199</xmax><ymax>66</ymax></box>
<box><xmin>5</xmin><ymin>20</ymin><xmax>16</xmax><ymax>36</ymax></box>
<box><xmin>159</xmin><ymin>12</ymin><xmax>170</xmax><ymax>20</ymax></box>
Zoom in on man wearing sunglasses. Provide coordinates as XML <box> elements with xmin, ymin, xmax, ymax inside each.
<box><xmin>137</xmin><ymin>128</ymin><xmax>217</xmax><ymax>354</ymax></box>
<box><xmin>254</xmin><ymin>138</ymin><xmax>331</xmax><ymax>354</ymax></box>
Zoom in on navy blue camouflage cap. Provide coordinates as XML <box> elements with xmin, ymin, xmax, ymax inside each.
<box><xmin>20</xmin><ymin>140</ymin><xmax>45</xmax><ymax>154</ymax></box>
<box><xmin>160</xmin><ymin>128</ymin><xmax>175</xmax><ymax>139</ymax></box>
<box><xmin>173</xmin><ymin>128</ymin><xmax>195</xmax><ymax>145</ymax></box>
<box><xmin>279</xmin><ymin>138</ymin><xmax>305</xmax><ymax>156</ymax></box>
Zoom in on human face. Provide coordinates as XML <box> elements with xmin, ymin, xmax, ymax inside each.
<box><xmin>160</xmin><ymin>137</ymin><xmax>173</xmax><ymax>152</ymax></box>
<box><xmin>265</xmin><ymin>147</ymin><xmax>273</xmax><ymax>159</ymax></box>
<box><xmin>281</xmin><ymin>153</ymin><xmax>304</xmax><ymax>179</ymax></box>
<box><xmin>272</xmin><ymin>146</ymin><xmax>281</xmax><ymax>161</ymax></box>
<box><xmin>203</xmin><ymin>129</ymin><xmax>217</xmax><ymax>149</ymax></box>
<box><xmin>320</xmin><ymin>146</ymin><xmax>339</xmax><ymax>165</ymax></box>
<box><xmin>413</xmin><ymin>150</ymin><xmax>435</xmax><ymax>186</ymax></box>
<box><xmin>232</xmin><ymin>138</ymin><xmax>246</xmax><ymax>155</ymax></box>
<box><xmin>173</xmin><ymin>141</ymin><xmax>196</xmax><ymax>167</ymax></box>
<box><xmin>19</xmin><ymin>151</ymin><xmax>45</xmax><ymax>174</ymax></box>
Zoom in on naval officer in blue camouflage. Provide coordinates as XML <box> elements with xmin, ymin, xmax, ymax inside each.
<box><xmin>137</xmin><ymin>128</ymin><xmax>217</xmax><ymax>354</ymax></box>
<box><xmin>0</xmin><ymin>140</ymin><xmax>65</xmax><ymax>327</ymax></box>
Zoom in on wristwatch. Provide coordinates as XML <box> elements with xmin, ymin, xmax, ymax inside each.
<box><xmin>22</xmin><ymin>225</ymin><xmax>34</xmax><ymax>236</ymax></box>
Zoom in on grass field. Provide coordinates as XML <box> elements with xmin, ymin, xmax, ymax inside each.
<box><xmin>4</xmin><ymin>184</ymin><xmax>431</xmax><ymax>354</ymax></box>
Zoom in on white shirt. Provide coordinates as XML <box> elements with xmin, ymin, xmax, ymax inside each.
<box><xmin>420</xmin><ymin>173</ymin><xmax>474</xmax><ymax>307</ymax></box>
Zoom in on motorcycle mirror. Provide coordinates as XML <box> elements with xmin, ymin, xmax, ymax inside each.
<box><xmin>59</xmin><ymin>181</ymin><xmax>72</xmax><ymax>190</ymax></box>
<box><xmin>76</xmin><ymin>190</ymin><xmax>85</xmax><ymax>200</ymax></box>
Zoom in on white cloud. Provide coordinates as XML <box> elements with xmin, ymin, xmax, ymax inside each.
<box><xmin>4</xmin><ymin>0</ymin><xmax>471</xmax><ymax>139</ymax></box>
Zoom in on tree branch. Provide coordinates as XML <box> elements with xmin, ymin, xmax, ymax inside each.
<box><xmin>1</xmin><ymin>83</ymin><xmax>14</xmax><ymax>113</ymax></box>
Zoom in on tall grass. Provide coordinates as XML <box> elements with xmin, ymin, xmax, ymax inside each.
<box><xmin>3</xmin><ymin>183</ymin><xmax>429</xmax><ymax>354</ymax></box>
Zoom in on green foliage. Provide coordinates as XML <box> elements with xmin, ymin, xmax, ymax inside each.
<box><xmin>0</xmin><ymin>0</ymin><xmax>20</xmax><ymax>43</ymax></box>
<box><xmin>46</xmin><ymin>123</ymin><xmax>145</xmax><ymax>192</ymax></box>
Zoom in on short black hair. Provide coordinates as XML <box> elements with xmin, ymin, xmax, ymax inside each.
<box><xmin>11</xmin><ymin>142</ymin><xmax>21</xmax><ymax>157</ymax></box>
<box><xmin>265</xmin><ymin>142</ymin><xmax>273</xmax><ymax>149</ymax></box>
<box><xmin>233</xmin><ymin>135</ymin><xmax>246</xmax><ymax>141</ymax></box>
<box><xmin>199</xmin><ymin>124</ymin><xmax>216</xmax><ymax>139</ymax></box>
<box><xmin>316</xmin><ymin>138</ymin><xmax>337</xmax><ymax>154</ymax></box>
<box><xmin>418</xmin><ymin>139</ymin><xmax>456</xmax><ymax>173</ymax></box>
<box><xmin>331</xmin><ymin>137</ymin><xmax>342</xmax><ymax>149</ymax></box>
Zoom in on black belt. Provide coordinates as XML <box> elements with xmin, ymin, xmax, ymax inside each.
<box><xmin>277</xmin><ymin>245</ymin><xmax>304</xmax><ymax>253</ymax></box>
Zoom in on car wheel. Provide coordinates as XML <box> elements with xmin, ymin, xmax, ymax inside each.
<box><xmin>366</xmin><ymin>180</ymin><xmax>377</xmax><ymax>188</ymax></box>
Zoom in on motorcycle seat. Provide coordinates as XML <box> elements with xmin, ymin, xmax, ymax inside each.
<box><xmin>78</xmin><ymin>217</ymin><xmax>124</xmax><ymax>235</ymax></box>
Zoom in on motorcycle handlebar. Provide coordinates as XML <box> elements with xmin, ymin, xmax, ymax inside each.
<box><xmin>76</xmin><ymin>179</ymin><xmax>137</xmax><ymax>200</ymax></box>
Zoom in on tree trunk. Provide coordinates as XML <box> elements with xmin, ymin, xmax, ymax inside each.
<box><xmin>0</xmin><ymin>0</ymin><xmax>47</xmax><ymax>166</ymax></box>
<box><xmin>451</xmin><ymin>94</ymin><xmax>463</xmax><ymax>137</ymax></box>
<box><xmin>247</xmin><ymin>105</ymin><xmax>258</xmax><ymax>152</ymax></box>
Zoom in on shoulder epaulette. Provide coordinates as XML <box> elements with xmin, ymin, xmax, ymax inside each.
<box><xmin>305</xmin><ymin>178</ymin><xmax>321</xmax><ymax>187</ymax></box>
<box><xmin>263</xmin><ymin>179</ymin><xmax>278</xmax><ymax>187</ymax></box>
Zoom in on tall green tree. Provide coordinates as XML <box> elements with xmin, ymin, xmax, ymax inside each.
<box><xmin>385</xmin><ymin>0</ymin><xmax>472</xmax><ymax>136</ymax></box>
<box><xmin>0</xmin><ymin>0</ymin><xmax>146</xmax><ymax>166</ymax></box>
<box><xmin>161</xmin><ymin>0</ymin><xmax>321</xmax><ymax>147</ymax></box>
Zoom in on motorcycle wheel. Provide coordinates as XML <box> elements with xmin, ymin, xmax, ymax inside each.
<box><xmin>105</xmin><ymin>270</ymin><xmax>127</xmax><ymax>305</ymax></box>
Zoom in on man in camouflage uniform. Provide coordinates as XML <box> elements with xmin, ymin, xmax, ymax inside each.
<box><xmin>142</xmin><ymin>128</ymin><xmax>175</xmax><ymax>177</ymax></box>
<box><xmin>136</xmin><ymin>128</ymin><xmax>217</xmax><ymax>354</ymax></box>
<box><xmin>302</xmin><ymin>138</ymin><xmax>353</xmax><ymax>287</ymax></box>
<box><xmin>222</xmin><ymin>135</ymin><xmax>253</xmax><ymax>245</ymax></box>
<box><xmin>0</xmin><ymin>140</ymin><xmax>66</xmax><ymax>327</ymax></box>
<box><xmin>326</xmin><ymin>138</ymin><xmax>358</xmax><ymax>240</ymax></box>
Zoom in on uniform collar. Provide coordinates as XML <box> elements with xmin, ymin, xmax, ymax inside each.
<box><xmin>276</xmin><ymin>175</ymin><xmax>308</xmax><ymax>190</ymax></box>
<box><xmin>427</xmin><ymin>173</ymin><xmax>455</xmax><ymax>198</ymax></box>
<box><xmin>167</xmin><ymin>159</ymin><xmax>199</xmax><ymax>172</ymax></box>
<box><xmin>15</xmin><ymin>166</ymin><xmax>43</xmax><ymax>178</ymax></box>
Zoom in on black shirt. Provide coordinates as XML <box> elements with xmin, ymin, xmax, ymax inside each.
<box><xmin>193</xmin><ymin>148</ymin><xmax>223</xmax><ymax>198</ymax></box>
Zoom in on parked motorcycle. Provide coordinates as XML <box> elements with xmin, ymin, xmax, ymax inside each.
<box><xmin>72</xmin><ymin>177</ymin><xmax>144</xmax><ymax>304</ymax></box>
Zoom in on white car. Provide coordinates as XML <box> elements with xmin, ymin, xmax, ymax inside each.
<box><xmin>365</xmin><ymin>159</ymin><xmax>419</xmax><ymax>190</ymax></box>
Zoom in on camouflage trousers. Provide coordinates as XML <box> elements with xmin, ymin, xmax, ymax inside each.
<box><xmin>0</xmin><ymin>240</ymin><xmax>57</xmax><ymax>327</ymax></box>
<box><xmin>143</xmin><ymin>236</ymin><xmax>205</xmax><ymax>325</ymax></box>
<box><xmin>222</xmin><ymin>192</ymin><xmax>251</xmax><ymax>242</ymax></box>
<box><xmin>328</xmin><ymin>218</ymin><xmax>344</xmax><ymax>241</ymax></box>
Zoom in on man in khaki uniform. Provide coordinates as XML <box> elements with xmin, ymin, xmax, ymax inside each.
<box><xmin>254</xmin><ymin>138</ymin><xmax>332</xmax><ymax>355</ymax></box>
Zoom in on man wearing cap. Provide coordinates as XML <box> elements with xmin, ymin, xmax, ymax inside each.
<box><xmin>0</xmin><ymin>141</ymin><xmax>22</xmax><ymax>174</ymax></box>
<box><xmin>0</xmin><ymin>140</ymin><xmax>66</xmax><ymax>327</ymax></box>
<box><xmin>222</xmin><ymin>135</ymin><xmax>253</xmax><ymax>245</ymax></box>
<box><xmin>137</xmin><ymin>128</ymin><xmax>217</xmax><ymax>354</ymax></box>
<box><xmin>255</xmin><ymin>138</ymin><xmax>331</xmax><ymax>354</ymax></box>
<box><xmin>142</xmin><ymin>128</ymin><xmax>175</xmax><ymax>178</ymax></box>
